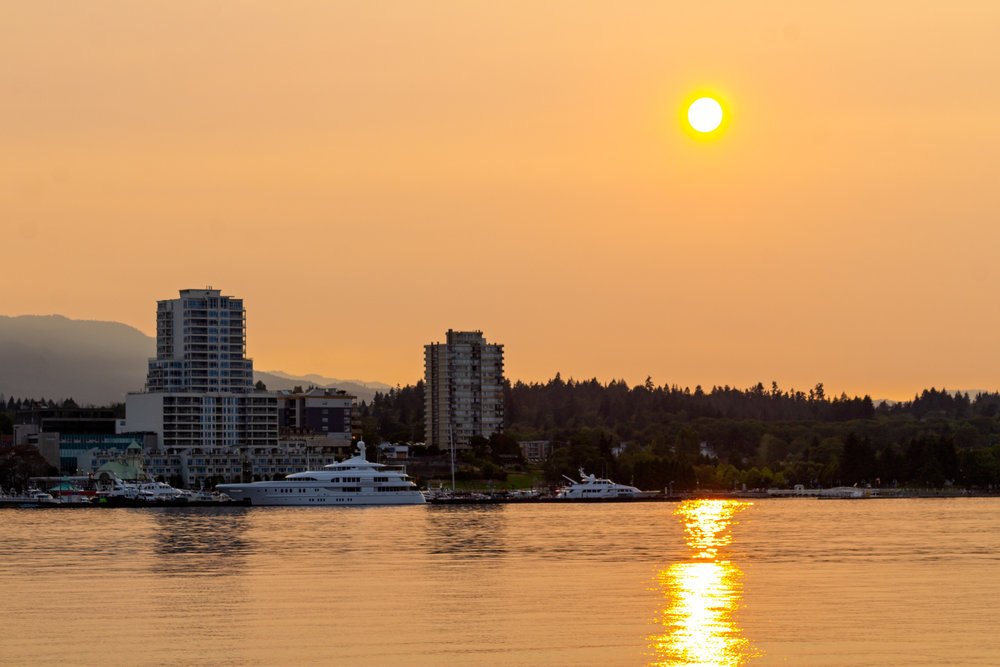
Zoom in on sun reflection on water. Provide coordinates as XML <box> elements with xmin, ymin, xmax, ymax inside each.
<box><xmin>648</xmin><ymin>500</ymin><xmax>756</xmax><ymax>666</ymax></box>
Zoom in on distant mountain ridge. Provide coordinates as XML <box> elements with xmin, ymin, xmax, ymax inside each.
<box><xmin>0</xmin><ymin>315</ymin><xmax>152</xmax><ymax>405</ymax></box>
<box><xmin>250</xmin><ymin>371</ymin><xmax>391</xmax><ymax>402</ymax></box>
<box><xmin>261</xmin><ymin>370</ymin><xmax>391</xmax><ymax>391</ymax></box>
<box><xmin>0</xmin><ymin>314</ymin><xmax>390</xmax><ymax>405</ymax></box>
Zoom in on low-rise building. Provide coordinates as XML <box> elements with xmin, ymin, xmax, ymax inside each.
<box><xmin>57</xmin><ymin>432</ymin><xmax>156</xmax><ymax>474</ymax></box>
<box><xmin>84</xmin><ymin>440</ymin><xmax>349</xmax><ymax>488</ymax></box>
<box><xmin>379</xmin><ymin>443</ymin><xmax>410</xmax><ymax>460</ymax></box>
<box><xmin>15</xmin><ymin>405</ymin><xmax>118</xmax><ymax>434</ymax></box>
<box><xmin>14</xmin><ymin>408</ymin><xmax>131</xmax><ymax>472</ymax></box>
<box><xmin>277</xmin><ymin>388</ymin><xmax>358</xmax><ymax>445</ymax></box>
<box><xmin>519</xmin><ymin>440</ymin><xmax>553</xmax><ymax>463</ymax></box>
<box><xmin>14</xmin><ymin>424</ymin><xmax>60</xmax><ymax>469</ymax></box>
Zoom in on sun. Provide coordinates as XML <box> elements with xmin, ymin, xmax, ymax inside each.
<box><xmin>680</xmin><ymin>92</ymin><xmax>729</xmax><ymax>140</ymax></box>
<box><xmin>688</xmin><ymin>97</ymin><xmax>723</xmax><ymax>133</ymax></box>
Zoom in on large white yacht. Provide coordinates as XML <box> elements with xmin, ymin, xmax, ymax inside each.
<box><xmin>217</xmin><ymin>442</ymin><xmax>425</xmax><ymax>506</ymax></box>
<box><xmin>557</xmin><ymin>468</ymin><xmax>643</xmax><ymax>499</ymax></box>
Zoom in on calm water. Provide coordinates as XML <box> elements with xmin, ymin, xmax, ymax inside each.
<box><xmin>1</xmin><ymin>498</ymin><xmax>998</xmax><ymax>666</ymax></box>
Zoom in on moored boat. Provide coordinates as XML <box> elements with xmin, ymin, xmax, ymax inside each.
<box><xmin>0</xmin><ymin>489</ymin><xmax>61</xmax><ymax>507</ymax></box>
<box><xmin>217</xmin><ymin>441</ymin><xmax>425</xmax><ymax>506</ymax></box>
<box><xmin>556</xmin><ymin>468</ymin><xmax>645</xmax><ymax>499</ymax></box>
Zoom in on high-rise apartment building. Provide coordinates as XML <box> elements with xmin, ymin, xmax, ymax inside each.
<box><xmin>126</xmin><ymin>288</ymin><xmax>277</xmax><ymax>451</ymax></box>
<box><xmin>424</xmin><ymin>329</ymin><xmax>504</xmax><ymax>450</ymax></box>
<box><xmin>146</xmin><ymin>288</ymin><xmax>254</xmax><ymax>393</ymax></box>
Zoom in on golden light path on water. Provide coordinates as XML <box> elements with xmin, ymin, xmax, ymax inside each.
<box><xmin>649</xmin><ymin>499</ymin><xmax>757</xmax><ymax>666</ymax></box>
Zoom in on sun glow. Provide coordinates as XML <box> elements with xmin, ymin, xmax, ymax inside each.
<box><xmin>681</xmin><ymin>92</ymin><xmax>729</xmax><ymax>139</ymax></box>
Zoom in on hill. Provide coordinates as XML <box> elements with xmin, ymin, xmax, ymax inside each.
<box><xmin>0</xmin><ymin>315</ymin><xmax>152</xmax><ymax>405</ymax></box>
<box><xmin>0</xmin><ymin>315</ymin><xmax>390</xmax><ymax>405</ymax></box>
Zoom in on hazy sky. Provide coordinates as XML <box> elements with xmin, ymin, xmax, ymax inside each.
<box><xmin>4</xmin><ymin>2</ymin><xmax>999</xmax><ymax>399</ymax></box>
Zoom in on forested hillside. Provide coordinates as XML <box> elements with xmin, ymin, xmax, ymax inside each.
<box><xmin>361</xmin><ymin>378</ymin><xmax>1000</xmax><ymax>491</ymax></box>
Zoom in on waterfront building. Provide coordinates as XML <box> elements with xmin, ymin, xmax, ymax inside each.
<box><xmin>84</xmin><ymin>441</ymin><xmax>346</xmax><ymax>488</ymax></box>
<box><xmin>379</xmin><ymin>443</ymin><xmax>410</xmax><ymax>459</ymax></box>
<box><xmin>518</xmin><ymin>440</ymin><xmax>553</xmax><ymax>463</ymax></box>
<box><xmin>15</xmin><ymin>405</ymin><xmax>118</xmax><ymax>434</ymax></box>
<box><xmin>124</xmin><ymin>392</ymin><xmax>277</xmax><ymax>450</ymax></box>
<box><xmin>12</xmin><ymin>426</ymin><xmax>60</xmax><ymax>470</ymax></box>
<box><xmin>125</xmin><ymin>287</ymin><xmax>279</xmax><ymax>453</ymax></box>
<box><xmin>92</xmin><ymin>440</ymin><xmax>147</xmax><ymax>482</ymax></box>
<box><xmin>60</xmin><ymin>432</ymin><xmax>156</xmax><ymax>474</ymax></box>
<box><xmin>146</xmin><ymin>288</ymin><xmax>254</xmax><ymax>393</ymax></box>
<box><xmin>13</xmin><ymin>407</ymin><xmax>153</xmax><ymax>474</ymax></box>
<box><xmin>277</xmin><ymin>388</ymin><xmax>359</xmax><ymax>446</ymax></box>
<box><xmin>423</xmin><ymin>329</ymin><xmax>504</xmax><ymax>451</ymax></box>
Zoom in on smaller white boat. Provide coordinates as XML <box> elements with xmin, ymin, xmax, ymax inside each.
<box><xmin>0</xmin><ymin>489</ymin><xmax>61</xmax><ymax>506</ymax></box>
<box><xmin>556</xmin><ymin>468</ymin><xmax>643</xmax><ymax>499</ymax></box>
<box><xmin>176</xmin><ymin>489</ymin><xmax>232</xmax><ymax>503</ymax></box>
<box><xmin>133</xmin><ymin>481</ymin><xmax>184</xmax><ymax>501</ymax></box>
<box><xmin>96</xmin><ymin>475</ymin><xmax>185</xmax><ymax>502</ymax></box>
<box><xmin>817</xmin><ymin>486</ymin><xmax>875</xmax><ymax>499</ymax></box>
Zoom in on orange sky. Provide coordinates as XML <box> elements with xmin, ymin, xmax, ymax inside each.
<box><xmin>3</xmin><ymin>2</ymin><xmax>999</xmax><ymax>399</ymax></box>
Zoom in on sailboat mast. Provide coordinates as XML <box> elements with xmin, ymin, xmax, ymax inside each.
<box><xmin>449</xmin><ymin>423</ymin><xmax>456</xmax><ymax>491</ymax></box>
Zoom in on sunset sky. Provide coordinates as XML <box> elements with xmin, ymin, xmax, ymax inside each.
<box><xmin>4</xmin><ymin>2</ymin><xmax>999</xmax><ymax>399</ymax></box>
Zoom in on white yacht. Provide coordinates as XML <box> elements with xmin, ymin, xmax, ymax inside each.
<box><xmin>557</xmin><ymin>468</ymin><xmax>643</xmax><ymax>499</ymax></box>
<box><xmin>97</xmin><ymin>475</ymin><xmax>183</xmax><ymax>501</ymax></box>
<box><xmin>217</xmin><ymin>442</ymin><xmax>425</xmax><ymax>506</ymax></box>
<box><xmin>7</xmin><ymin>489</ymin><xmax>61</xmax><ymax>505</ymax></box>
<box><xmin>132</xmin><ymin>481</ymin><xmax>185</xmax><ymax>501</ymax></box>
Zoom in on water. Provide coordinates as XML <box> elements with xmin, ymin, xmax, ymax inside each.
<box><xmin>1</xmin><ymin>498</ymin><xmax>998</xmax><ymax>665</ymax></box>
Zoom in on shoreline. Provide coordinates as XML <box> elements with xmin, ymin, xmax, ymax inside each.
<box><xmin>3</xmin><ymin>486</ymin><xmax>996</xmax><ymax>509</ymax></box>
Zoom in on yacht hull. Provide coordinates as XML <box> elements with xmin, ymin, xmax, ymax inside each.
<box><xmin>217</xmin><ymin>484</ymin><xmax>425</xmax><ymax>506</ymax></box>
<box><xmin>218</xmin><ymin>441</ymin><xmax>426</xmax><ymax>506</ymax></box>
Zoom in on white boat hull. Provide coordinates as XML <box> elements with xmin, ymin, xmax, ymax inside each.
<box><xmin>218</xmin><ymin>441</ymin><xmax>426</xmax><ymax>506</ymax></box>
<box><xmin>557</xmin><ymin>469</ymin><xmax>644</xmax><ymax>499</ymax></box>
<box><xmin>217</xmin><ymin>484</ymin><xmax>426</xmax><ymax>506</ymax></box>
<box><xmin>558</xmin><ymin>489</ymin><xmax>640</xmax><ymax>499</ymax></box>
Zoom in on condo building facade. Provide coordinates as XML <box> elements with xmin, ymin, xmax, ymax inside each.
<box><xmin>424</xmin><ymin>329</ymin><xmax>504</xmax><ymax>451</ymax></box>
<box><xmin>146</xmin><ymin>288</ymin><xmax>254</xmax><ymax>393</ymax></box>
<box><xmin>125</xmin><ymin>392</ymin><xmax>277</xmax><ymax>450</ymax></box>
<box><xmin>125</xmin><ymin>288</ymin><xmax>278</xmax><ymax>451</ymax></box>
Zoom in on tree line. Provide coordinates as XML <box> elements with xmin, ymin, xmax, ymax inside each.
<box><xmin>5</xmin><ymin>381</ymin><xmax>999</xmax><ymax>492</ymax></box>
<box><xmin>360</xmin><ymin>378</ymin><xmax>1000</xmax><ymax>491</ymax></box>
